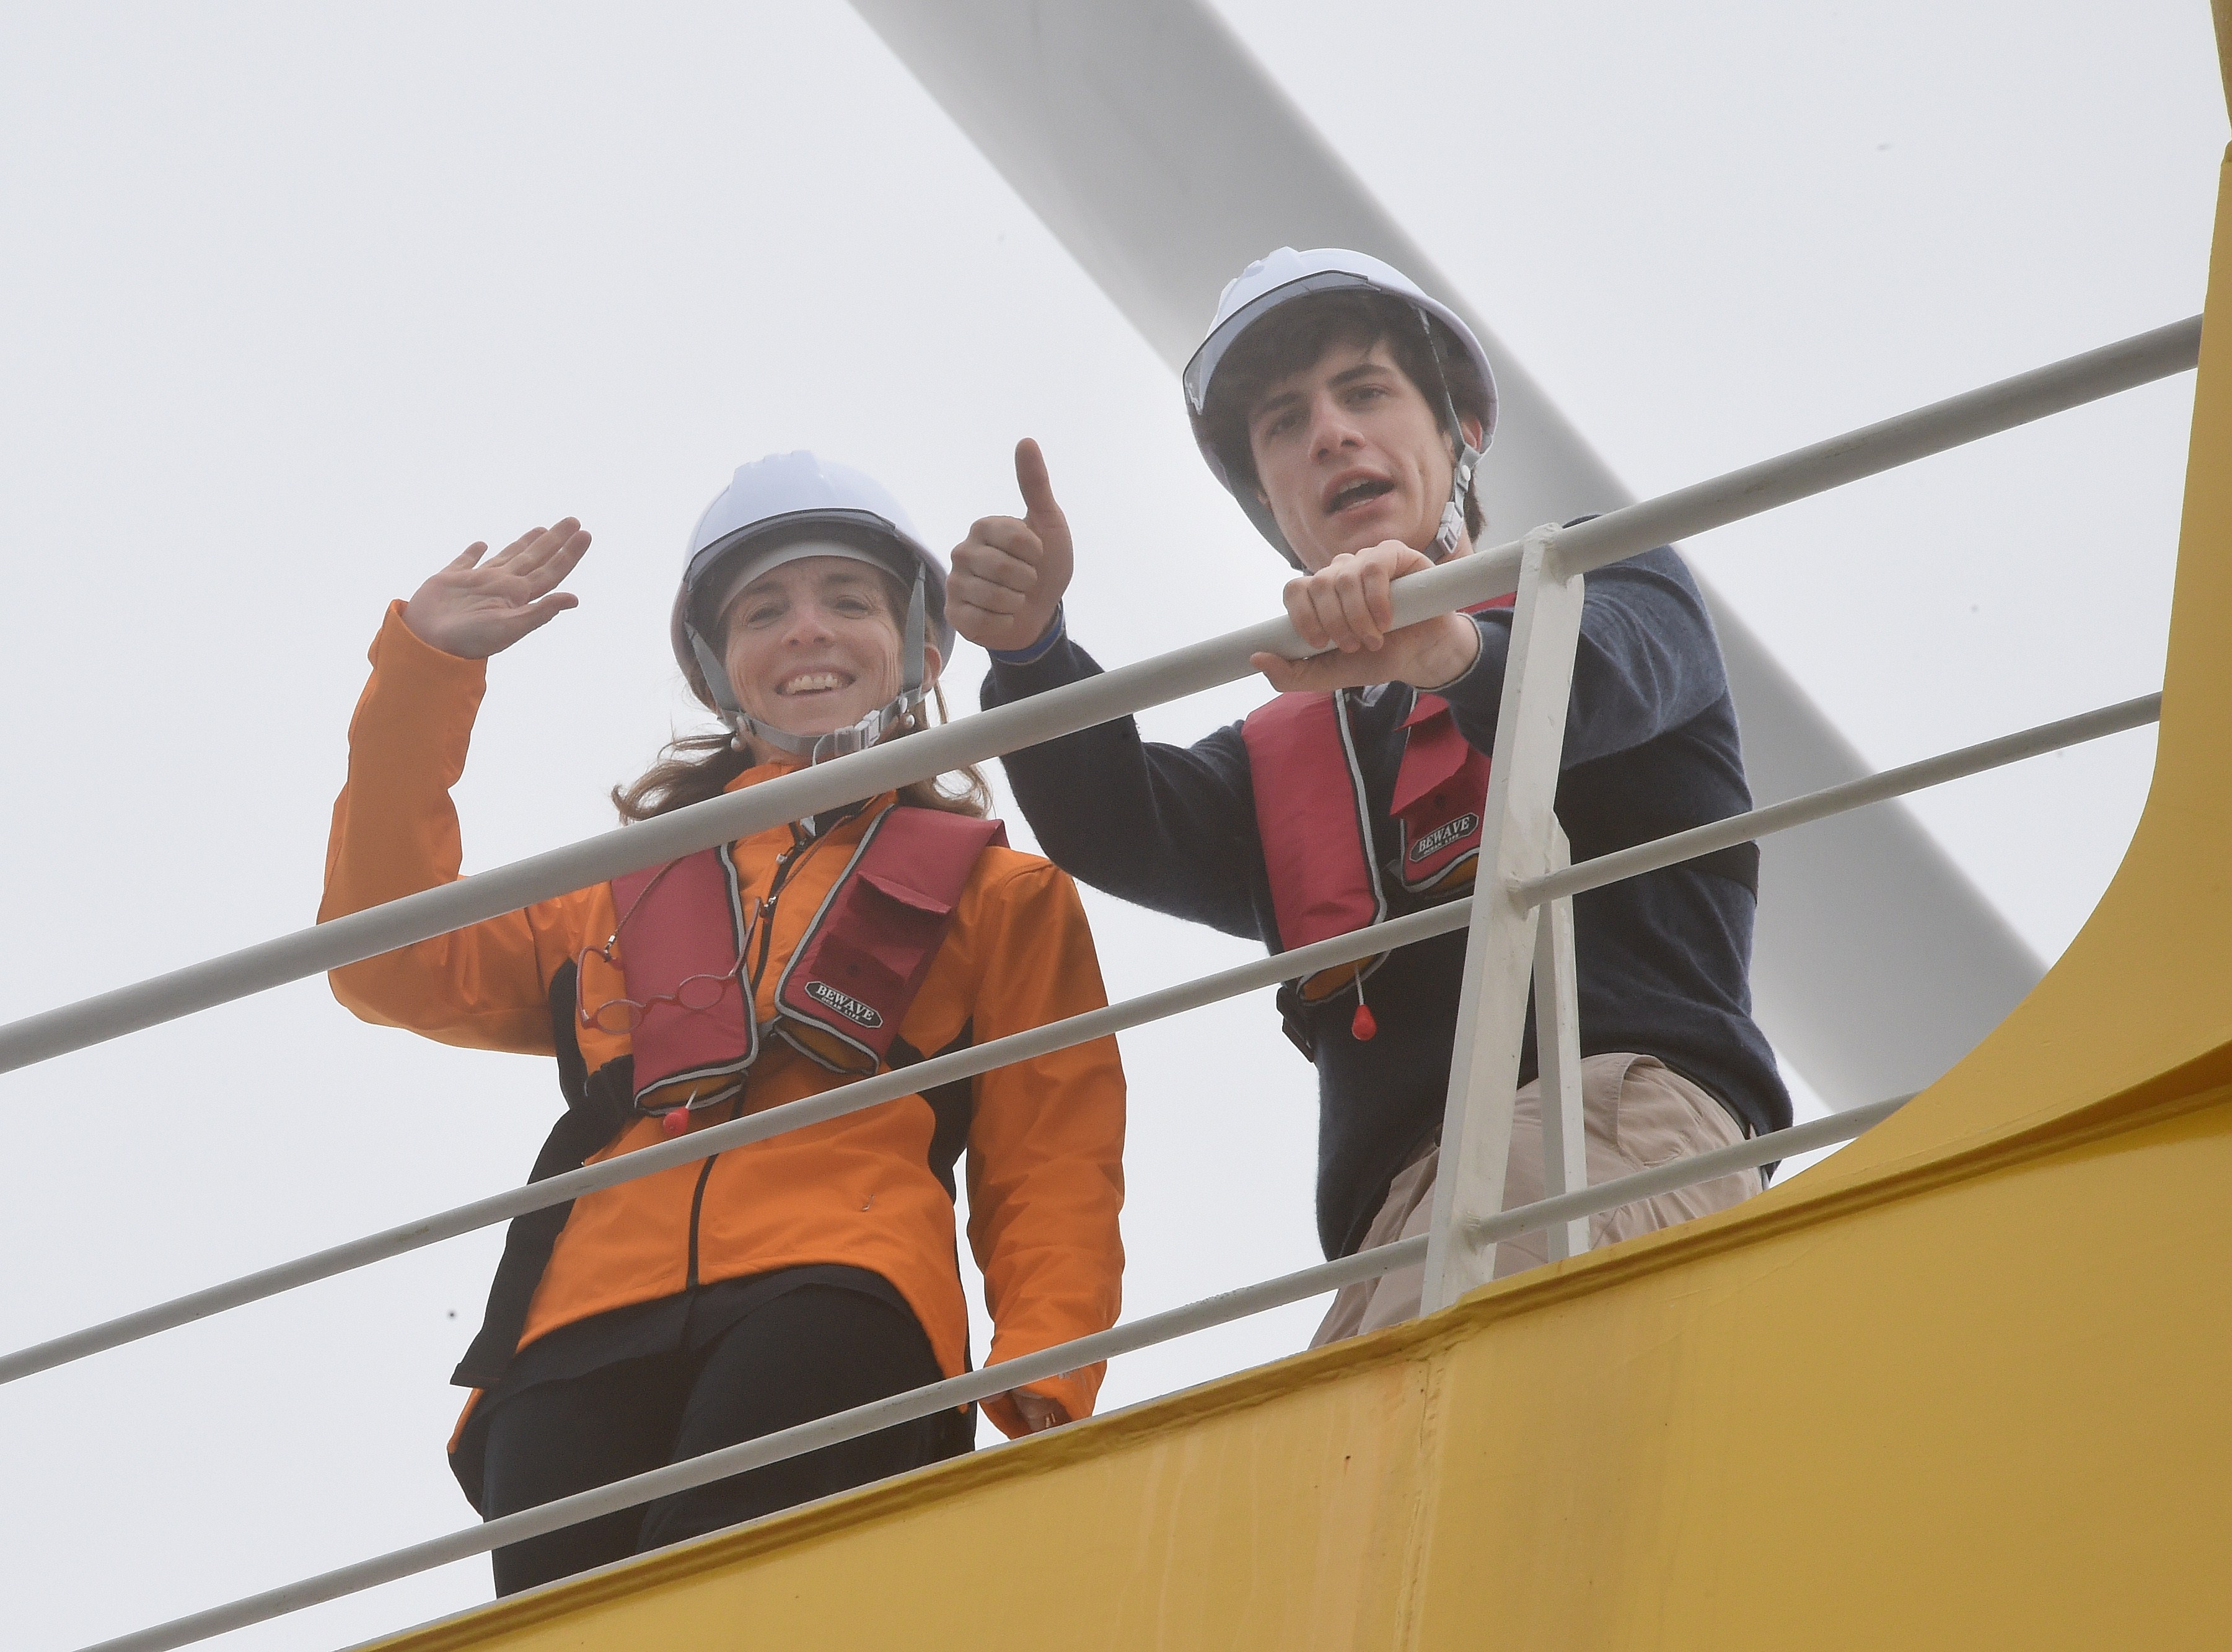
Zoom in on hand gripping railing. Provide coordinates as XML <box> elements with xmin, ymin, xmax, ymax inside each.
<box><xmin>22</xmin><ymin>314</ymin><xmax>2195</xmax><ymax>1652</ymax></box>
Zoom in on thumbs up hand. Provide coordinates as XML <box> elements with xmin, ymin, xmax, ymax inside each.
<box><xmin>949</xmin><ymin>438</ymin><xmax>1075</xmax><ymax>655</ymax></box>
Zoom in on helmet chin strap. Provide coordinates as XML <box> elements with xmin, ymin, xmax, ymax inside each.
<box><xmin>1418</xmin><ymin>309</ymin><xmax>1481</xmax><ymax>566</ymax></box>
<box><xmin>685</xmin><ymin>569</ymin><xmax>933</xmax><ymax>769</ymax></box>
<box><xmin>1431</xmin><ymin>440</ymin><xmax>1480</xmax><ymax>564</ymax></box>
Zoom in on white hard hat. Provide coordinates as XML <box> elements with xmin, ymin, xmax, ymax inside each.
<box><xmin>1182</xmin><ymin>247</ymin><xmax>1500</xmax><ymax>566</ymax></box>
<box><xmin>672</xmin><ymin>451</ymin><xmax>951</xmax><ymax>763</ymax></box>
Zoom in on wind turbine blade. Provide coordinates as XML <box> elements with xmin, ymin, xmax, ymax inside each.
<box><xmin>851</xmin><ymin>0</ymin><xmax>2044</xmax><ymax>1105</ymax></box>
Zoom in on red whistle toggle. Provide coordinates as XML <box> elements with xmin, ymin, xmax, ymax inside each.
<box><xmin>660</xmin><ymin>1109</ymin><xmax>691</xmax><ymax>1138</ymax></box>
<box><xmin>1351</xmin><ymin>1003</ymin><xmax>1377</xmax><ymax>1041</ymax></box>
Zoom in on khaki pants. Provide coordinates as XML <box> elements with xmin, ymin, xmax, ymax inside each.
<box><xmin>1312</xmin><ymin>1053</ymin><xmax>1760</xmax><ymax>1347</ymax></box>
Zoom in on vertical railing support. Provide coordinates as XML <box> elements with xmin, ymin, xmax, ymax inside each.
<box><xmin>1421</xmin><ymin>524</ymin><xmax>1587</xmax><ymax>1311</ymax></box>
<box><xmin>1534</xmin><ymin>823</ymin><xmax>1591</xmax><ymax>1260</ymax></box>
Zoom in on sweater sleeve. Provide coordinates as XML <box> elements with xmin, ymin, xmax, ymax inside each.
<box><xmin>1434</xmin><ymin>545</ymin><xmax>1733</xmax><ymax>767</ymax></box>
<box><xmin>981</xmin><ymin>636</ymin><xmax>1262</xmax><ymax>939</ymax></box>
<box><xmin>319</xmin><ymin>601</ymin><xmax>608</xmax><ymax>1053</ymax></box>
<box><xmin>956</xmin><ymin>857</ymin><xmax>1127</xmax><ymax>1438</ymax></box>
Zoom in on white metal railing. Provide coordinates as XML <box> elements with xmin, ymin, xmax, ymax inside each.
<box><xmin>0</xmin><ymin>900</ymin><xmax>1470</xmax><ymax>1386</ymax></box>
<box><xmin>0</xmin><ymin>316</ymin><xmax>2195</xmax><ymax>1079</ymax></box>
<box><xmin>12</xmin><ymin>314</ymin><xmax>2194</xmax><ymax>1652</ymax></box>
<box><xmin>0</xmin><ymin>691</ymin><xmax>2156</xmax><ymax>1391</ymax></box>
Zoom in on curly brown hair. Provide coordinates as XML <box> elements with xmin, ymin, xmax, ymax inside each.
<box><xmin>613</xmin><ymin>566</ymin><xmax>992</xmax><ymax>824</ymax></box>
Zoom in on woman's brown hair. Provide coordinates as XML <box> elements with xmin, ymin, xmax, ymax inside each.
<box><xmin>612</xmin><ymin>568</ymin><xmax>993</xmax><ymax>824</ymax></box>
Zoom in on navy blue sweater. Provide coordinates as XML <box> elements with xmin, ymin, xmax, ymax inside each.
<box><xmin>983</xmin><ymin>544</ymin><xmax>1790</xmax><ymax>1260</ymax></box>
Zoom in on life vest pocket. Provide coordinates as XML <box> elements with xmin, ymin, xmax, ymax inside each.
<box><xmin>792</xmin><ymin>871</ymin><xmax>951</xmax><ymax>1022</ymax></box>
<box><xmin>772</xmin><ymin>811</ymin><xmax>1002</xmax><ymax>1074</ymax></box>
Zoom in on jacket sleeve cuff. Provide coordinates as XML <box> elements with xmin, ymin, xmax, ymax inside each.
<box><xmin>981</xmin><ymin>1366</ymin><xmax>1102</xmax><ymax>1439</ymax></box>
<box><xmin>1421</xmin><ymin>611</ymin><xmax>1510</xmax><ymax>711</ymax></box>
<box><xmin>370</xmin><ymin>599</ymin><xmax>490</xmax><ymax>682</ymax></box>
<box><xmin>983</xmin><ymin>602</ymin><xmax>1067</xmax><ymax>666</ymax></box>
<box><xmin>982</xmin><ymin>628</ymin><xmax>1092</xmax><ymax>708</ymax></box>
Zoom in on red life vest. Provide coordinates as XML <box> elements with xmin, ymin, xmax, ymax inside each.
<box><xmin>611</xmin><ymin>805</ymin><xmax>1006</xmax><ymax>1109</ymax></box>
<box><xmin>450</xmin><ymin>803</ymin><xmax>1003</xmax><ymax>1404</ymax></box>
<box><xmin>1240</xmin><ymin>597</ymin><xmax>1510</xmax><ymax>1008</ymax></box>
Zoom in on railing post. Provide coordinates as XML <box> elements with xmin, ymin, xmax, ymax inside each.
<box><xmin>1421</xmin><ymin>524</ymin><xmax>1586</xmax><ymax>1311</ymax></box>
<box><xmin>1534</xmin><ymin>823</ymin><xmax>1591</xmax><ymax>1260</ymax></box>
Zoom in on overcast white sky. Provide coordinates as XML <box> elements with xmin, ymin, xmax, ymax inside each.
<box><xmin>1</xmin><ymin>4</ymin><xmax>2221</xmax><ymax>1649</ymax></box>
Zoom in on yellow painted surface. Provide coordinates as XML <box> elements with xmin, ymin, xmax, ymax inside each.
<box><xmin>374</xmin><ymin>1090</ymin><xmax>2232</xmax><ymax>1652</ymax></box>
<box><xmin>367</xmin><ymin>31</ymin><xmax>2232</xmax><ymax>1652</ymax></box>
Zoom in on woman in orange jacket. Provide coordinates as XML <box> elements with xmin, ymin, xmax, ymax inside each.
<box><xmin>321</xmin><ymin>452</ymin><xmax>1125</xmax><ymax>1595</ymax></box>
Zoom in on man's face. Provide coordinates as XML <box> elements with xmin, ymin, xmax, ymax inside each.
<box><xmin>1245</xmin><ymin>338</ymin><xmax>1460</xmax><ymax>572</ymax></box>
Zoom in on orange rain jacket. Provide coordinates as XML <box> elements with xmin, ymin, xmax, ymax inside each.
<box><xmin>320</xmin><ymin>604</ymin><xmax>1126</xmax><ymax>1438</ymax></box>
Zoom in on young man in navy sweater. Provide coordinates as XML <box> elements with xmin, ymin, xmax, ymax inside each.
<box><xmin>949</xmin><ymin>248</ymin><xmax>1788</xmax><ymax>1341</ymax></box>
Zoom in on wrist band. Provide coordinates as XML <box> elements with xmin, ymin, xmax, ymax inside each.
<box><xmin>986</xmin><ymin>602</ymin><xmax>1066</xmax><ymax>666</ymax></box>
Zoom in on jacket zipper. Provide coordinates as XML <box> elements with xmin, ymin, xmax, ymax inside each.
<box><xmin>685</xmin><ymin>824</ymin><xmax>812</xmax><ymax>1290</ymax></box>
<box><xmin>682</xmin><ymin>1104</ymin><xmax>734</xmax><ymax>1289</ymax></box>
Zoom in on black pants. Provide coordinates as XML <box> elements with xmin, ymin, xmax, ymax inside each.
<box><xmin>478</xmin><ymin>1285</ymin><xmax>966</xmax><ymax>1595</ymax></box>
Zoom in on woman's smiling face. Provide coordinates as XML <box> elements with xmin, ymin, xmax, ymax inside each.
<box><xmin>718</xmin><ymin>554</ymin><xmax>940</xmax><ymax>746</ymax></box>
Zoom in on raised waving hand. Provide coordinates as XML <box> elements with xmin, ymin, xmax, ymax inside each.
<box><xmin>402</xmin><ymin>519</ymin><xmax>592</xmax><ymax>659</ymax></box>
<box><xmin>949</xmin><ymin>439</ymin><xmax>1073</xmax><ymax>654</ymax></box>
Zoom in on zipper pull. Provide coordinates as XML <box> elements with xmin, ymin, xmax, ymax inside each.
<box><xmin>1350</xmin><ymin>975</ymin><xmax>1377</xmax><ymax>1042</ymax></box>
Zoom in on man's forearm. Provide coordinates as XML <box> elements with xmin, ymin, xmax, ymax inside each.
<box><xmin>981</xmin><ymin>640</ymin><xmax>1262</xmax><ymax>938</ymax></box>
<box><xmin>1430</xmin><ymin>547</ymin><xmax>1729</xmax><ymax>767</ymax></box>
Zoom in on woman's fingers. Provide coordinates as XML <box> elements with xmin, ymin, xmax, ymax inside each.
<box><xmin>473</xmin><ymin>591</ymin><xmax>581</xmax><ymax>654</ymax></box>
<box><xmin>507</xmin><ymin>518</ymin><xmax>586</xmax><ymax>576</ymax></box>
<box><xmin>454</xmin><ymin>522</ymin><xmax>589</xmax><ymax>611</ymax></box>
<box><xmin>517</xmin><ymin>525</ymin><xmax>592</xmax><ymax>597</ymax></box>
<box><xmin>504</xmin><ymin>590</ymin><xmax>581</xmax><ymax>641</ymax></box>
<box><xmin>1005</xmin><ymin>1388</ymin><xmax>1067</xmax><ymax>1434</ymax></box>
<box><xmin>485</xmin><ymin>518</ymin><xmax>581</xmax><ymax>579</ymax></box>
<box><xmin>483</xmin><ymin>525</ymin><xmax>547</xmax><ymax>569</ymax></box>
<box><xmin>403</xmin><ymin>516</ymin><xmax>590</xmax><ymax>658</ymax></box>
